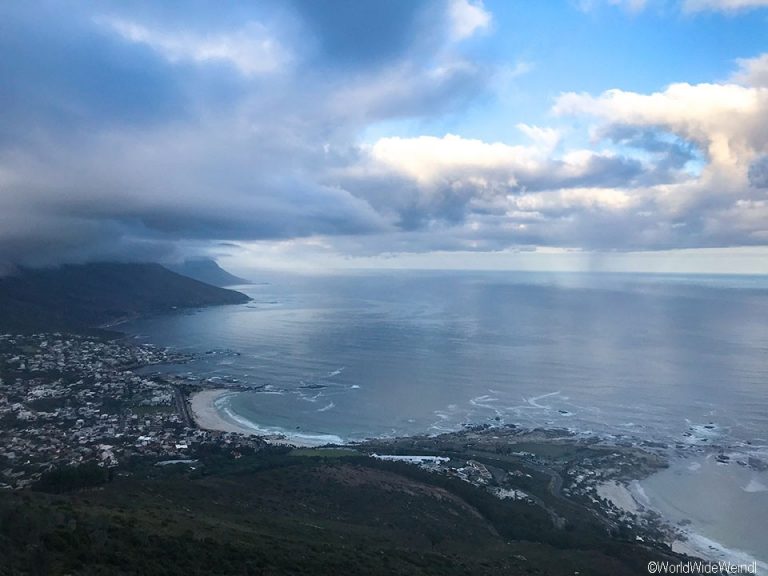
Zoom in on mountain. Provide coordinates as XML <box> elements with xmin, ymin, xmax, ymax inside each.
<box><xmin>166</xmin><ymin>258</ymin><xmax>250</xmax><ymax>287</ymax></box>
<box><xmin>0</xmin><ymin>262</ymin><xmax>249</xmax><ymax>333</ymax></box>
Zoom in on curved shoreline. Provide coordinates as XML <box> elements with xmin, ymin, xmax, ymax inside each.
<box><xmin>189</xmin><ymin>389</ymin><xmax>244</xmax><ymax>434</ymax></box>
<box><xmin>600</xmin><ymin>470</ymin><xmax>768</xmax><ymax>571</ymax></box>
<box><xmin>188</xmin><ymin>388</ymin><xmax>341</xmax><ymax>447</ymax></box>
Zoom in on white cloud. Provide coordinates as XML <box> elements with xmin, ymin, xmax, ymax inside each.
<box><xmin>683</xmin><ymin>0</ymin><xmax>768</xmax><ymax>11</ymax></box>
<box><xmin>581</xmin><ymin>0</ymin><xmax>768</xmax><ymax>14</ymax></box>
<box><xmin>369</xmin><ymin>133</ymin><xmax>540</xmax><ymax>184</ymax></box>
<box><xmin>733</xmin><ymin>54</ymin><xmax>768</xmax><ymax>87</ymax></box>
<box><xmin>348</xmin><ymin>55</ymin><xmax>768</xmax><ymax>252</ymax></box>
<box><xmin>511</xmin><ymin>187</ymin><xmax>637</xmax><ymax>212</ymax></box>
<box><xmin>99</xmin><ymin>17</ymin><xmax>288</xmax><ymax>76</ymax></box>
<box><xmin>367</xmin><ymin>131</ymin><xmax>636</xmax><ymax>192</ymax></box>
<box><xmin>554</xmin><ymin>82</ymin><xmax>768</xmax><ymax>169</ymax></box>
<box><xmin>516</xmin><ymin>124</ymin><xmax>561</xmax><ymax>150</ymax></box>
<box><xmin>448</xmin><ymin>0</ymin><xmax>492</xmax><ymax>41</ymax></box>
<box><xmin>356</xmin><ymin>132</ymin><xmax>648</xmax><ymax>236</ymax></box>
<box><xmin>547</xmin><ymin>68</ymin><xmax>768</xmax><ymax>249</ymax></box>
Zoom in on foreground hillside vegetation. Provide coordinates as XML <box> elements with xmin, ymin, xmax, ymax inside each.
<box><xmin>0</xmin><ymin>449</ymin><xmax>682</xmax><ymax>576</ymax></box>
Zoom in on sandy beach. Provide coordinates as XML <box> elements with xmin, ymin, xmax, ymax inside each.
<box><xmin>639</xmin><ymin>456</ymin><xmax>768</xmax><ymax>570</ymax></box>
<box><xmin>189</xmin><ymin>389</ymin><xmax>251</xmax><ymax>435</ymax></box>
<box><xmin>598</xmin><ymin>476</ymin><xmax>767</xmax><ymax>571</ymax></box>
<box><xmin>188</xmin><ymin>388</ymin><xmax>322</xmax><ymax>447</ymax></box>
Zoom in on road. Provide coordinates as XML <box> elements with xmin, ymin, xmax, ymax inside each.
<box><xmin>171</xmin><ymin>384</ymin><xmax>194</xmax><ymax>428</ymax></box>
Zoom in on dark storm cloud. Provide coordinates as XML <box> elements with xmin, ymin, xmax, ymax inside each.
<box><xmin>131</xmin><ymin>181</ymin><xmax>388</xmax><ymax>241</ymax></box>
<box><xmin>0</xmin><ymin>3</ymin><xmax>186</xmax><ymax>142</ymax></box>
<box><xmin>289</xmin><ymin>0</ymin><xmax>435</xmax><ymax>69</ymax></box>
<box><xmin>0</xmin><ymin>1</ymin><xmax>483</xmax><ymax>268</ymax></box>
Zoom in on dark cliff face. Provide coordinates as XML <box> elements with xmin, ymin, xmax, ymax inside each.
<box><xmin>0</xmin><ymin>262</ymin><xmax>250</xmax><ymax>332</ymax></box>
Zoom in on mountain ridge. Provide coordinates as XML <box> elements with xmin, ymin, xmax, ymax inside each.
<box><xmin>0</xmin><ymin>262</ymin><xmax>249</xmax><ymax>333</ymax></box>
<box><xmin>166</xmin><ymin>258</ymin><xmax>250</xmax><ymax>287</ymax></box>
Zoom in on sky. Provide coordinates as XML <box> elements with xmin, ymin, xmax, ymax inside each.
<box><xmin>2</xmin><ymin>0</ymin><xmax>768</xmax><ymax>275</ymax></box>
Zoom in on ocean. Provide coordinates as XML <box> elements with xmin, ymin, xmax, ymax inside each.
<box><xmin>123</xmin><ymin>270</ymin><xmax>768</xmax><ymax>564</ymax></box>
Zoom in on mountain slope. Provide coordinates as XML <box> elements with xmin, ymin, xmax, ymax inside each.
<box><xmin>167</xmin><ymin>258</ymin><xmax>250</xmax><ymax>287</ymax></box>
<box><xmin>0</xmin><ymin>453</ymin><xmax>672</xmax><ymax>575</ymax></box>
<box><xmin>0</xmin><ymin>262</ymin><xmax>249</xmax><ymax>332</ymax></box>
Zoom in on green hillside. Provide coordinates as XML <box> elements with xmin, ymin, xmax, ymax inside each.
<box><xmin>0</xmin><ymin>451</ymin><xmax>681</xmax><ymax>576</ymax></box>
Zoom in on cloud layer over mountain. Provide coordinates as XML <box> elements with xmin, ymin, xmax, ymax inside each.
<box><xmin>1</xmin><ymin>0</ymin><xmax>767</xmax><ymax>269</ymax></box>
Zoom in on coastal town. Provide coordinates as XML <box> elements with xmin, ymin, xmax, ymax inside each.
<box><xmin>0</xmin><ymin>331</ymin><xmax>672</xmax><ymax>535</ymax></box>
<box><xmin>3</xmin><ymin>331</ymin><xmax>764</xmax><ymax>571</ymax></box>
<box><xmin>0</xmin><ymin>331</ymin><xmax>699</xmax><ymax>536</ymax></box>
<box><xmin>0</xmin><ymin>333</ymin><xmax>266</xmax><ymax>489</ymax></box>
